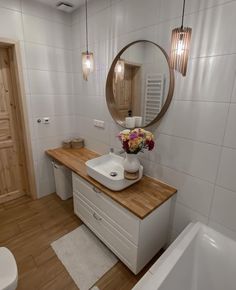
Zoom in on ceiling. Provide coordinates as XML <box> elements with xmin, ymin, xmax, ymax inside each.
<box><xmin>33</xmin><ymin>0</ymin><xmax>85</xmax><ymax>12</ymax></box>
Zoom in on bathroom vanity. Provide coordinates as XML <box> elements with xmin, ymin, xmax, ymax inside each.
<box><xmin>46</xmin><ymin>147</ymin><xmax>177</xmax><ymax>274</ymax></box>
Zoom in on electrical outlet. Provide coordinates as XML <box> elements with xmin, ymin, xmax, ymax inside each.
<box><xmin>94</xmin><ymin>119</ymin><xmax>105</xmax><ymax>128</ymax></box>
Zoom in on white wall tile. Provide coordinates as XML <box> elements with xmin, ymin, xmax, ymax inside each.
<box><xmin>159</xmin><ymin>100</ymin><xmax>229</xmax><ymax>145</ymax></box>
<box><xmin>28</xmin><ymin>70</ymin><xmax>73</xmax><ymax>95</ymax></box>
<box><xmin>23</xmin><ymin>14</ymin><xmax>71</xmax><ymax>49</ymax></box>
<box><xmin>217</xmin><ymin>147</ymin><xmax>236</xmax><ymax>192</ymax></box>
<box><xmin>123</xmin><ymin>0</ymin><xmax>160</xmax><ymax>34</ymax></box>
<box><xmin>25</xmin><ymin>42</ymin><xmax>72</xmax><ymax>72</ymax></box>
<box><xmin>172</xmin><ymin>202</ymin><xmax>208</xmax><ymax>238</ymax></box>
<box><xmin>231</xmin><ymin>75</ymin><xmax>236</xmax><ymax>103</ymax></box>
<box><xmin>224</xmin><ymin>104</ymin><xmax>236</xmax><ymax>149</ymax></box>
<box><xmin>0</xmin><ymin>0</ymin><xmax>21</xmax><ymax>11</ymax></box>
<box><xmin>146</xmin><ymin>163</ymin><xmax>215</xmax><ymax>217</ymax></box>
<box><xmin>189</xmin><ymin>1</ymin><xmax>236</xmax><ymax>58</ymax></box>
<box><xmin>210</xmin><ymin>186</ymin><xmax>236</xmax><ymax>232</ymax></box>
<box><xmin>0</xmin><ymin>8</ymin><xmax>23</xmax><ymax>40</ymax></box>
<box><xmin>174</xmin><ymin>55</ymin><xmax>236</xmax><ymax>102</ymax></box>
<box><xmin>153</xmin><ymin>134</ymin><xmax>221</xmax><ymax>183</ymax></box>
<box><xmin>31</xmin><ymin>95</ymin><xmax>54</xmax><ymax>117</ymax></box>
<box><xmin>208</xmin><ymin>221</ymin><xmax>236</xmax><ymax>242</ymax></box>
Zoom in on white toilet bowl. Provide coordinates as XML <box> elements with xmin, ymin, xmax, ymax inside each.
<box><xmin>0</xmin><ymin>247</ymin><xmax>18</xmax><ymax>290</ymax></box>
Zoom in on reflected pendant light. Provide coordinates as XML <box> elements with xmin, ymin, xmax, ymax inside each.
<box><xmin>170</xmin><ymin>0</ymin><xmax>192</xmax><ymax>76</ymax></box>
<box><xmin>114</xmin><ymin>58</ymin><xmax>125</xmax><ymax>82</ymax></box>
<box><xmin>82</xmin><ymin>0</ymin><xmax>94</xmax><ymax>81</ymax></box>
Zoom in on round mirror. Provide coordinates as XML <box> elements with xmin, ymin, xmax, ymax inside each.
<box><xmin>106</xmin><ymin>40</ymin><xmax>174</xmax><ymax>128</ymax></box>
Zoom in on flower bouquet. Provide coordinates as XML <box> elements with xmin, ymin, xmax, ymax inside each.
<box><xmin>118</xmin><ymin>128</ymin><xmax>155</xmax><ymax>154</ymax></box>
<box><xmin>118</xmin><ymin>128</ymin><xmax>155</xmax><ymax>180</ymax></box>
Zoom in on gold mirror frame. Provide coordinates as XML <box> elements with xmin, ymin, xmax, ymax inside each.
<box><xmin>106</xmin><ymin>40</ymin><xmax>175</xmax><ymax>128</ymax></box>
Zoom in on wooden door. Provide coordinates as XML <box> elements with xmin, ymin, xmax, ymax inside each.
<box><xmin>113</xmin><ymin>63</ymin><xmax>141</xmax><ymax>118</ymax></box>
<box><xmin>0</xmin><ymin>47</ymin><xmax>26</xmax><ymax>201</ymax></box>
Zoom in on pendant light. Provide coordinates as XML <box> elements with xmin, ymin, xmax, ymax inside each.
<box><xmin>114</xmin><ymin>58</ymin><xmax>125</xmax><ymax>82</ymax></box>
<box><xmin>170</xmin><ymin>0</ymin><xmax>192</xmax><ymax>76</ymax></box>
<box><xmin>82</xmin><ymin>0</ymin><xmax>94</xmax><ymax>81</ymax></box>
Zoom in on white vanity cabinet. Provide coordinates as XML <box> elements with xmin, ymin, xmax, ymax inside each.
<box><xmin>72</xmin><ymin>172</ymin><xmax>173</xmax><ymax>274</ymax></box>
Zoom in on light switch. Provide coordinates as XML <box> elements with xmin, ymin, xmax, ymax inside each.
<box><xmin>94</xmin><ymin>119</ymin><xmax>105</xmax><ymax>128</ymax></box>
<box><xmin>43</xmin><ymin>117</ymin><xmax>50</xmax><ymax>124</ymax></box>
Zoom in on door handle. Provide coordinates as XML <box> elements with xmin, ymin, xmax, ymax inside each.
<box><xmin>93</xmin><ymin>186</ymin><xmax>101</xmax><ymax>193</ymax></box>
<box><xmin>93</xmin><ymin>212</ymin><xmax>102</xmax><ymax>221</ymax></box>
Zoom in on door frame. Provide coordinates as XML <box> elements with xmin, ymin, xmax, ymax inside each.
<box><xmin>0</xmin><ymin>38</ymin><xmax>37</xmax><ymax>201</ymax></box>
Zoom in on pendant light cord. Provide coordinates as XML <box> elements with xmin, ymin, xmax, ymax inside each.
<box><xmin>85</xmin><ymin>0</ymin><xmax>88</xmax><ymax>53</ymax></box>
<box><xmin>181</xmin><ymin>0</ymin><xmax>186</xmax><ymax>29</ymax></box>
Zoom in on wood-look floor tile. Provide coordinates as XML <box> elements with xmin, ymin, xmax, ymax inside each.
<box><xmin>40</xmin><ymin>270</ymin><xmax>78</xmax><ymax>290</ymax></box>
<box><xmin>0</xmin><ymin>193</ymin><xmax>161</xmax><ymax>290</ymax></box>
<box><xmin>17</xmin><ymin>255</ymin><xmax>37</xmax><ymax>277</ymax></box>
<box><xmin>33</xmin><ymin>246</ymin><xmax>56</xmax><ymax>267</ymax></box>
<box><xmin>0</xmin><ymin>222</ymin><xmax>21</xmax><ymax>243</ymax></box>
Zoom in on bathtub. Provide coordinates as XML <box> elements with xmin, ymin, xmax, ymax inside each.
<box><xmin>133</xmin><ymin>222</ymin><xmax>236</xmax><ymax>290</ymax></box>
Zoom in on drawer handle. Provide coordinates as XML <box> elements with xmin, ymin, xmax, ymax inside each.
<box><xmin>93</xmin><ymin>212</ymin><xmax>102</xmax><ymax>221</ymax></box>
<box><xmin>93</xmin><ymin>187</ymin><xmax>101</xmax><ymax>193</ymax></box>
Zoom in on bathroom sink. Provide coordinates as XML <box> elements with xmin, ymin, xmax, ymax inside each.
<box><xmin>85</xmin><ymin>153</ymin><xmax>143</xmax><ymax>191</ymax></box>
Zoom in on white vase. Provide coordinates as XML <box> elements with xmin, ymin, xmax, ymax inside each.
<box><xmin>123</xmin><ymin>153</ymin><xmax>140</xmax><ymax>173</ymax></box>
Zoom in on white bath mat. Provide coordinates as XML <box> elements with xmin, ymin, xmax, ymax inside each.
<box><xmin>51</xmin><ymin>225</ymin><xmax>118</xmax><ymax>290</ymax></box>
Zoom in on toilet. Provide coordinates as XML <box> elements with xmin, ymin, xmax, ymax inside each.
<box><xmin>0</xmin><ymin>248</ymin><xmax>18</xmax><ymax>290</ymax></box>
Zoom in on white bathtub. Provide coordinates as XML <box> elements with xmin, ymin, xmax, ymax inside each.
<box><xmin>133</xmin><ymin>222</ymin><xmax>236</xmax><ymax>290</ymax></box>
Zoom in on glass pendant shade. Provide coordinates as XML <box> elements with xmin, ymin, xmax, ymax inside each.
<box><xmin>114</xmin><ymin>59</ymin><xmax>125</xmax><ymax>82</ymax></box>
<box><xmin>170</xmin><ymin>27</ymin><xmax>192</xmax><ymax>76</ymax></box>
<box><xmin>82</xmin><ymin>51</ymin><xmax>94</xmax><ymax>81</ymax></box>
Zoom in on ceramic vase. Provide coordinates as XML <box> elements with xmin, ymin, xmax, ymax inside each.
<box><xmin>123</xmin><ymin>153</ymin><xmax>140</xmax><ymax>173</ymax></box>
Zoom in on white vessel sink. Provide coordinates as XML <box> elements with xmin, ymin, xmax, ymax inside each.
<box><xmin>85</xmin><ymin>153</ymin><xmax>143</xmax><ymax>191</ymax></box>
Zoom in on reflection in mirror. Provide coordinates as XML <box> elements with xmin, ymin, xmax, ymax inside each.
<box><xmin>106</xmin><ymin>41</ymin><xmax>174</xmax><ymax>128</ymax></box>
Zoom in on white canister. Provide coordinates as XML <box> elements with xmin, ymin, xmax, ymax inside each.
<box><xmin>133</xmin><ymin>116</ymin><xmax>143</xmax><ymax>127</ymax></box>
<box><xmin>125</xmin><ymin>117</ymin><xmax>135</xmax><ymax>128</ymax></box>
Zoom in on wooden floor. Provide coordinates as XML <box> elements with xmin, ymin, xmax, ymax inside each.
<box><xmin>0</xmin><ymin>194</ymin><xmax>162</xmax><ymax>290</ymax></box>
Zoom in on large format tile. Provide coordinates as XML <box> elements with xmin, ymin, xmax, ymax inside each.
<box><xmin>172</xmin><ymin>202</ymin><xmax>208</xmax><ymax>238</ymax></box>
<box><xmin>174</xmin><ymin>55</ymin><xmax>236</xmax><ymax>102</ymax></box>
<box><xmin>210</xmin><ymin>186</ymin><xmax>236</xmax><ymax>232</ymax></box>
<box><xmin>0</xmin><ymin>0</ymin><xmax>21</xmax><ymax>11</ymax></box>
<box><xmin>224</xmin><ymin>104</ymin><xmax>236</xmax><ymax>149</ymax></box>
<box><xmin>0</xmin><ymin>8</ymin><xmax>23</xmax><ymax>40</ymax></box>
<box><xmin>188</xmin><ymin>1</ymin><xmax>236</xmax><ymax>57</ymax></box>
<box><xmin>23</xmin><ymin>14</ymin><xmax>71</xmax><ymax>49</ymax></box>
<box><xmin>159</xmin><ymin>100</ymin><xmax>229</xmax><ymax>145</ymax></box>
<box><xmin>25</xmin><ymin>42</ymin><xmax>72</xmax><ymax>72</ymax></box>
<box><xmin>28</xmin><ymin>70</ymin><xmax>73</xmax><ymax>95</ymax></box>
<box><xmin>145</xmin><ymin>163</ymin><xmax>215</xmax><ymax>217</ymax></box>
<box><xmin>217</xmin><ymin>147</ymin><xmax>236</xmax><ymax>192</ymax></box>
<box><xmin>153</xmin><ymin>134</ymin><xmax>221</xmax><ymax>183</ymax></box>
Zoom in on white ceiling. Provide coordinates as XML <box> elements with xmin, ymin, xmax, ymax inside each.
<box><xmin>33</xmin><ymin>0</ymin><xmax>85</xmax><ymax>12</ymax></box>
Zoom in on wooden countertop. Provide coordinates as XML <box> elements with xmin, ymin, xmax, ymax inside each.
<box><xmin>46</xmin><ymin>148</ymin><xmax>177</xmax><ymax>219</ymax></box>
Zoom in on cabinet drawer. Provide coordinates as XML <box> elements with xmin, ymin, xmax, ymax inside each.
<box><xmin>73</xmin><ymin>193</ymin><xmax>138</xmax><ymax>270</ymax></box>
<box><xmin>72</xmin><ymin>173</ymin><xmax>140</xmax><ymax>245</ymax></box>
